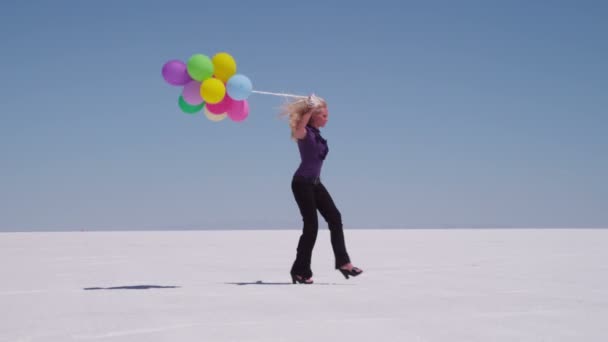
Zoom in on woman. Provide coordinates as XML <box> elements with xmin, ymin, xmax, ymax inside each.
<box><xmin>281</xmin><ymin>94</ymin><xmax>363</xmax><ymax>284</ymax></box>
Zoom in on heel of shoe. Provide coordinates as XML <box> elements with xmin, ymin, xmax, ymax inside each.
<box><xmin>291</xmin><ymin>273</ymin><xmax>313</xmax><ymax>284</ymax></box>
<box><xmin>338</xmin><ymin>267</ymin><xmax>363</xmax><ymax>279</ymax></box>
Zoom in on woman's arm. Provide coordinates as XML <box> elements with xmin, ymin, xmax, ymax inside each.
<box><xmin>293</xmin><ymin>110</ymin><xmax>313</xmax><ymax>140</ymax></box>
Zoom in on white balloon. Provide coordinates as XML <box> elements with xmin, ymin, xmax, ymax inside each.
<box><xmin>204</xmin><ymin>106</ymin><xmax>227</xmax><ymax>122</ymax></box>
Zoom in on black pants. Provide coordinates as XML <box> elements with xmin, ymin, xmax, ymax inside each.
<box><xmin>290</xmin><ymin>177</ymin><xmax>351</xmax><ymax>278</ymax></box>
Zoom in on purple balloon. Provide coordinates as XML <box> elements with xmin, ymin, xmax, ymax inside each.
<box><xmin>182</xmin><ymin>80</ymin><xmax>204</xmax><ymax>105</ymax></box>
<box><xmin>162</xmin><ymin>60</ymin><xmax>191</xmax><ymax>86</ymax></box>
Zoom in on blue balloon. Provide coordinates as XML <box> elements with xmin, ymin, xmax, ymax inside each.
<box><xmin>226</xmin><ymin>74</ymin><xmax>252</xmax><ymax>100</ymax></box>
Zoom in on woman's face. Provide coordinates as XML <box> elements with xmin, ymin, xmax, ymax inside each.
<box><xmin>310</xmin><ymin>106</ymin><xmax>329</xmax><ymax>128</ymax></box>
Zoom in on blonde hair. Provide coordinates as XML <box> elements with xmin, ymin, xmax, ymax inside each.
<box><xmin>279</xmin><ymin>95</ymin><xmax>327</xmax><ymax>140</ymax></box>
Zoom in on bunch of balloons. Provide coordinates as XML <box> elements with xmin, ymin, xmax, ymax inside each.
<box><xmin>161</xmin><ymin>52</ymin><xmax>253</xmax><ymax>122</ymax></box>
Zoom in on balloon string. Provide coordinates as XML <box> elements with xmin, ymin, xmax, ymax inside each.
<box><xmin>251</xmin><ymin>90</ymin><xmax>307</xmax><ymax>99</ymax></box>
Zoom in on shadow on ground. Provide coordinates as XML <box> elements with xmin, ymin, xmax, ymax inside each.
<box><xmin>84</xmin><ymin>285</ymin><xmax>180</xmax><ymax>290</ymax></box>
<box><xmin>225</xmin><ymin>280</ymin><xmax>353</xmax><ymax>286</ymax></box>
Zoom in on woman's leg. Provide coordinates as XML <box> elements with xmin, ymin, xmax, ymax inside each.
<box><xmin>314</xmin><ymin>183</ymin><xmax>351</xmax><ymax>269</ymax></box>
<box><xmin>290</xmin><ymin>180</ymin><xmax>319</xmax><ymax>278</ymax></box>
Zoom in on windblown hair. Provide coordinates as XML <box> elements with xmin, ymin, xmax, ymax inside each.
<box><xmin>279</xmin><ymin>95</ymin><xmax>327</xmax><ymax>140</ymax></box>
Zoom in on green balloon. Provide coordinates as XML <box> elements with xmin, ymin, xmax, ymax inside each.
<box><xmin>187</xmin><ymin>54</ymin><xmax>214</xmax><ymax>81</ymax></box>
<box><xmin>178</xmin><ymin>96</ymin><xmax>204</xmax><ymax>114</ymax></box>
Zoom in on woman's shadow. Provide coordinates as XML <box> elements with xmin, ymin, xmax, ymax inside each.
<box><xmin>84</xmin><ymin>285</ymin><xmax>180</xmax><ymax>290</ymax></box>
<box><xmin>224</xmin><ymin>280</ymin><xmax>352</xmax><ymax>286</ymax></box>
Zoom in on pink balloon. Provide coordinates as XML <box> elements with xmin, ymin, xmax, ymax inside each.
<box><xmin>227</xmin><ymin>99</ymin><xmax>249</xmax><ymax>122</ymax></box>
<box><xmin>182</xmin><ymin>80</ymin><xmax>203</xmax><ymax>105</ymax></box>
<box><xmin>206</xmin><ymin>94</ymin><xmax>235</xmax><ymax>114</ymax></box>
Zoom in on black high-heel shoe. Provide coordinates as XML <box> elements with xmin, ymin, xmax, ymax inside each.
<box><xmin>291</xmin><ymin>274</ymin><xmax>314</xmax><ymax>284</ymax></box>
<box><xmin>338</xmin><ymin>267</ymin><xmax>363</xmax><ymax>279</ymax></box>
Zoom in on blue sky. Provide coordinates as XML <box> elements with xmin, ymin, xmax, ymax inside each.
<box><xmin>1</xmin><ymin>0</ymin><xmax>607</xmax><ymax>231</ymax></box>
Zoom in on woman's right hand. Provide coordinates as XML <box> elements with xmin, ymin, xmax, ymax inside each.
<box><xmin>306</xmin><ymin>93</ymin><xmax>322</xmax><ymax>109</ymax></box>
<box><xmin>306</xmin><ymin>94</ymin><xmax>315</xmax><ymax>108</ymax></box>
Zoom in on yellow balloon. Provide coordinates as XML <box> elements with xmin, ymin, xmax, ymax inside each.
<box><xmin>204</xmin><ymin>106</ymin><xmax>227</xmax><ymax>122</ymax></box>
<box><xmin>212</xmin><ymin>52</ymin><xmax>237</xmax><ymax>83</ymax></box>
<box><xmin>200</xmin><ymin>78</ymin><xmax>226</xmax><ymax>104</ymax></box>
